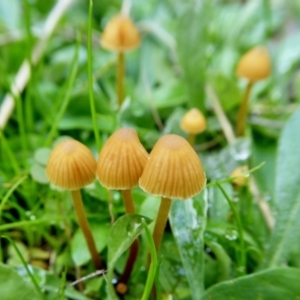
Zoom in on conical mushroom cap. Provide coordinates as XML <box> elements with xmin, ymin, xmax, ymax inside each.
<box><xmin>236</xmin><ymin>46</ymin><xmax>271</xmax><ymax>81</ymax></box>
<box><xmin>101</xmin><ymin>14</ymin><xmax>140</xmax><ymax>52</ymax></box>
<box><xmin>96</xmin><ymin>128</ymin><xmax>148</xmax><ymax>190</ymax></box>
<box><xmin>46</xmin><ymin>139</ymin><xmax>96</xmax><ymax>190</ymax></box>
<box><xmin>139</xmin><ymin>134</ymin><xmax>206</xmax><ymax>200</ymax></box>
<box><xmin>180</xmin><ymin>108</ymin><xmax>206</xmax><ymax>134</ymax></box>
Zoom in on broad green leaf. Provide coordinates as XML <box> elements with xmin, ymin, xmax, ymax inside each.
<box><xmin>106</xmin><ymin>214</ymin><xmax>152</xmax><ymax>299</ymax></box>
<box><xmin>201</xmin><ymin>267</ymin><xmax>300</xmax><ymax>300</ymax></box>
<box><xmin>34</xmin><ymin>148</ymin><xmax>51</xmax><ymax>166</ymax></box>
<box><xmin>30</xmin><ymin>164</ymin><xmax>49</xmax><ymax>184</ymax></box>
<box><xmin>152</xmin><ymin>81</ymin><xmax>188</xmax><ymax>110</ymax></box>
<box><xmin>71</xmin><ymin>222</ymin><xmax>110</xmax><ymax>266</ymax></box>
<box><xmin>0</xmin><ymin>264</ymin><xmax>40</xmax><ymax>300</ymax></box>
<box><xmin>263</xmin><ymin>108</ymin><xmax>300</xmax><ymax>267</ymax></box>
<box><xmin>58</xmin><ymin>115</ymin><xmax>115</xmax><ymax>133</ymax></box>
<box><xmin>169</xmin><ymin>192</ymin><xmax>207</xmax><ymax>300</ymax></box>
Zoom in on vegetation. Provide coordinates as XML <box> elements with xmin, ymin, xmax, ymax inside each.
<box><xmin>1</xmin><ymin>0</ymin><xmax>300</xmax><ymax>299</ymax></box>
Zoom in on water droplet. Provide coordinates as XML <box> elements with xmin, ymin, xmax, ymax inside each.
<box><xmin>230</xmin><ymin>138</ymin><xmax>251</xmax><ymax>161</ymax></box>
<box><xmin>126</xmin><ymin>216</ymin><xmax>144</xmax><ymax>237</ymax></box>
<box><xmin>225</xmin><ymin>229</ymin><xmax>238</xmax><ymax>241</ymax></box>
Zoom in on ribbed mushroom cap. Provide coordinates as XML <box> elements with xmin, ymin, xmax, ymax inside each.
<box><xmin>101</xmin><ymin>14</ymin><xmax>140</xmax><ymax>52</ymax></box>
<box><xmin>96</xmin><ymin>128</ymin><xmax>148</xmax><ymax>190</ymax></box>
<box><xmin>180</xmin><ymin>108</ymin><xmax>206</xmax><ymax>134</ymax></box>
<box><xmin>236</xmin><ymin>46</ymin><xmax>271</xmax><ymax>81</ymax></box>
<box><xmin>139</xmin><ymin>134</ymin><xmax>206</xmax><ymax>200</ymax></box>
<box><xmin>46</xmin><ymin>139</ymin><xmax>96</xmax><ymax>190</ymax></box>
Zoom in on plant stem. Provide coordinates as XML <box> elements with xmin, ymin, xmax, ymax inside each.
<box><xmin>141</xmin><ymin>220</ymin><xmax>158</xmax><ymax>300</ymax></box>
<box><xmin>45</xmin><ymin>39</ymin><xmax>79</xmax><ymax>146</ymax></box>
<box><xmin>216</xmin><ymin>182</ymin><xmax>246</xmax><ymax>275</ymax></box>
<box><xmin>88</xmin><ymin>0</ymin><xmax>101</xmax><ymax>151</ymax></box>
<box><xmin>236</xmin><ymin>81</ymin><xmax>253</xmax><ymax>137</ymax></box>
<box><xmin>117</xmin><ymin>51</ymin><xmax>125</xmax><ymax>108</ymax></box>
<box><xmin>187</xmin><ymin>133</ymin><xmax>195</xmax><ymax>146</ymax></box>
<box><xmin>71</xmin><ymin>190</ymin><xmax>102</xmax><ymax>270</ymax></box>
<box><xmin>153</xmin><ymin>197</ymin><xmax>172</xmax><ymax>251</ymax></box>
<box><xmin>118</xmin><ymin>189</ymin><xmax>139</xmax><ymax>289</ymax></box>
<box><xmin>15</xmin><ymin>94</ymin><xmax>28</xmax><ymax>166</ymax></box>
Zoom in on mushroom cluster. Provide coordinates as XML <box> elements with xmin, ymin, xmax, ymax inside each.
<box><xmin>46</xmin><ymin>126</ymin><xmax>206</xmax><ymax>296</ymax></box>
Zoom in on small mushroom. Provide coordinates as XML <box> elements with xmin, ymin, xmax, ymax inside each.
<box><xmin>139</xmin><ymin>134</ymin><xmax>206</xmax><ymax>252</ymax></box>
<box><xmin>96</xmin><ymin>127</ymin><xmax>148</xmax><ymax>290</ymax></box>
<box><xmin>180</xmin><ymin>108</ymin><xmax>206</xmax><ymax>146</ymax></box>
<box><xmin>236</xmin><ymin>46</ymin><xmax>271</xmax><ymax>136</ymax></box>
<box><xmin>101</xmin><ymin>14</ymin><xmax>140</xmax><ymax>109</ymax></box>
<box><xmin>46</xmin><ymin>139</ymin><xmax>102</xmax><ymax>270</ymax></box>
<box><xmin>230</xmin><ymin>166</ymin><xmax>249</xmax><ymax>188</ymax></box>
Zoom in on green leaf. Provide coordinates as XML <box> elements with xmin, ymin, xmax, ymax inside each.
<box><xmin>30</xmin><ymin>164</ymin><xmax>49</xmax><ymax>184</ymax></box>
<box><xmin>263</xmin><ymin>108</ymin><xmax>300</xmax><ymax>267</ymax></box>
<box><xmin>106</xmin><ymin>214</ymin><xmax>152</xmax><ymax>299</ymax></box>
<box><xmin>169</xmin><ymin>192</ymin><xmax>207</xmax><ymax>300</ymax></box>
<box><xmin>0</xmin><ymin>264</ymin><xmax>40</xmax><ymax>300</ymax></box>
<box><xmin>152</xmin><ymin>81</ymin><xmax>188</xmax><ymax>110</ymax></box>
<box><xmin>71</xmin><ymin>222</ymin><xmax>110</xmax><ymax>266</ymax></box>
<box><xmin>201</xmin><ymin>267</ymin><xmax>300</xmax><ymax>300</ymax></box>
<box><xmin>34</xmin><ymin>147</ymin><xmax>51</xmax><ymax>166</ymax></box>
<box><xmin>58</xmin><ymin>114</ymin><xmax>115</xmax><ymax>133</ymax></box>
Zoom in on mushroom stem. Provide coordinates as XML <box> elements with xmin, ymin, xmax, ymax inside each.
<box><xmin>121</xmin><ymin>189</ymin><xmax>135</xmax><ymax>214</ymax></box>
<box><xmin>236</xmin><ymin>81</ymin><xmax>254</xmax><ymax>137</ymax></box>
<box><xmin>117</xmin><ymin>239</ymin><xmax>139</xmax><ymax>287</ymax></box>
<box><xmin>117</xmin><ymin>51</ymin><xmax>125</xmax><ymax>108</ymax></box>
<box><xmin>187</xmin><ymin>133</ymin><xmax>196</xmax><ymax>146</ymax></box>
<box><xmin>118</xmin><ymin>189</ymin><xmax>139</xmax><ymax>289</ymax></box>
<box><xmin>152</xmin><ymin>197</ymin><xmax>172</xmax><ymax>251</ymax></box>
<box><xmin>71</xmin><ymin>189</ymin><xmax>102</xmax><ymax>270</ymax></box>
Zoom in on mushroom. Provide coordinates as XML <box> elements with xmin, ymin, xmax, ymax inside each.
<box><xmin>96</xmin><ymin>127</ymin><xmax>148</xmax><ymax>290</ymax></box>
<box><xmin>46</xmin><ymin>139</ymin><xmax>102</xmax><ymax>270</ymax></box>
<box><xmin>101</xmin><ymin>14</ymin><xmax>140</xmax><ymax>109</ymax></box>
<box><xmin>139</xmin><ymin>134</ymin><xmax>206</xmax><ymax>252</ymax></box>
<box><xmin>180</xmin><ymin>108</ymin><xmax>206</xmax><ymax>146</ymax></box>
<box><xmin>236</xmin><ymin>46</ymin><xmax>271</xmax><ymax>136</ymax></box>
<box><xmin>230</xmin><ymin>166</ymin><xmax>249</xmax><ymax>188</ymax></box>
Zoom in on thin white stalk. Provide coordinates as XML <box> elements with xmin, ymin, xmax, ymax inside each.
<box><xmin>205</xmin><ymin>84</ymin><xmax>236</xmax><ymax>144</ymax></box>
<box><xmin>0</xmin><ymin>0</ymin><xmax>74</xmax><ymax>130</ymax></box>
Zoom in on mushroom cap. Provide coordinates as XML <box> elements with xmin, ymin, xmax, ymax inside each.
<box><xmin>46</xmin><ymin>139</ymin><xmax>96</xmax><ymax>190</ymax></box>
<box><xmin>236</xmin><ymin>46</ymin><xmax>271</xmax><ymax>81</ymax></box>
<box><xmin>101</xmin><ymin>14</ymin><xmax>140</xmax><ymax>52</ymax></box>
<box><xmin>230</xmin><ymin>166</ymin><xmax>248</xmax><ymax>187</ymax></box>
<box><xmin>180</xmin><ymin>108</ymin><xmax>206</xmax><ymax>134</ymax></box>
<box><xmin>96</xmin><ymin>128</ymin><xmax>148</xmax><ymax>190</ymax></box>
<box><xmin>139</xmin><ymin>134</ymin><xmax>206</xmax><ymax>200</ymax></box>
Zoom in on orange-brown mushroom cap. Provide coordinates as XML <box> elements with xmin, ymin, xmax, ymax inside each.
<box><xmin>180</xmin><ymin>108</ymin><xmax>206</xmax><ymax>134</ymax></box>
<box><xmin>46</xmin><ymin>139</ymin><xmax>96</xmax><ymax>190</ymax></box>
<box><xmin>139</xmin><ymin>134</ymin><xmax>206</xmax><ymax>200</ymax></box>
<box><xmin>96</xmin><ymin>128</ymin><xmax>148</xmax><ymax>190</ymax></box>
<box><xmin>230</xmin><ymin>166</ymin><xmax>248</xmax><ymax>187</ymax></box>
<box><xmin>101</xmin><ymin>14</ymin><xmax>140</xmax><ymax>52</ymax></box>
<box><xmin>236</xmin><ymin>46</ymin><xmax>271</xmax><ymax>81</ymax></box>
